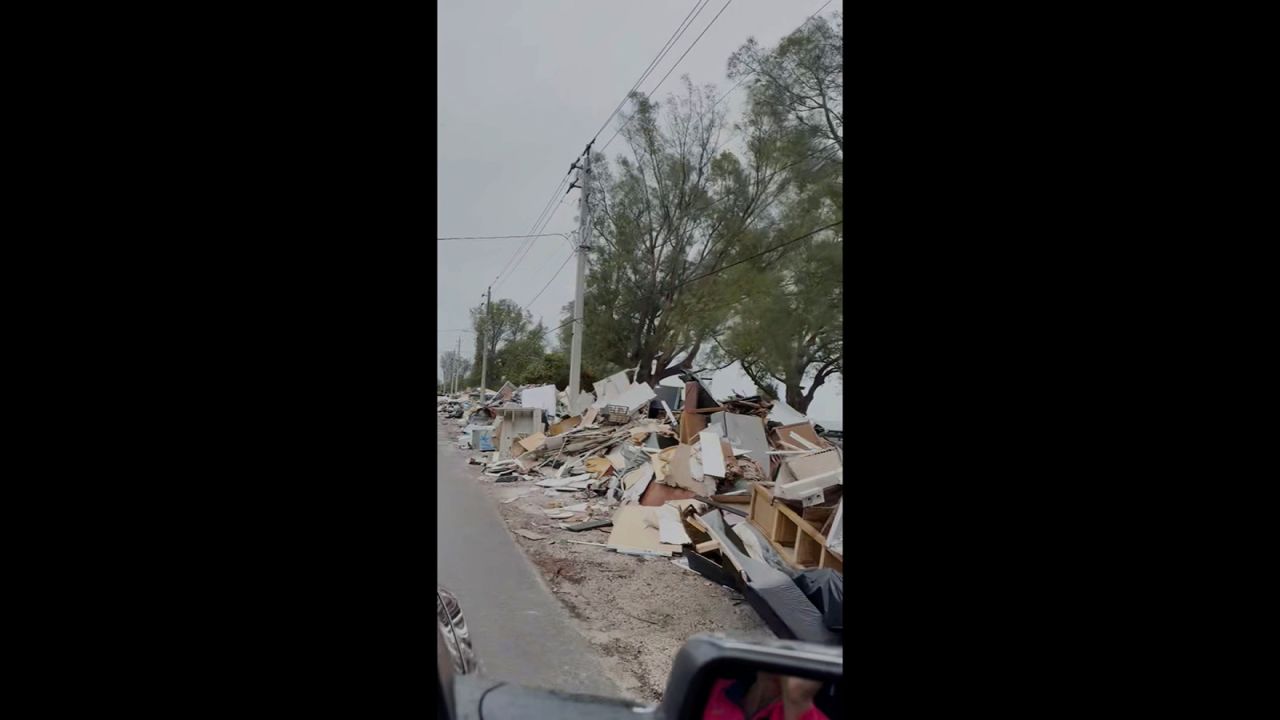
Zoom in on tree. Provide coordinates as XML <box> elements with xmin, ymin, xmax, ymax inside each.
<box><xmin>494</xmin><ymin>320</ymin><xmax>549</xmax><ymax>385</ymax></box>
<box><xmin>439</xmin><ymin>351</ymin><xmax>472</xmax><ymax>391</ymax></box>
<box><xmin>580</xmin><ymin>78</ymin><xmax>794</xmax><ymax>386</ymax></box>
<box><xmin>728</xmin><ymin>13</ymin><xmax>843</xmax><ymax>153</ymax></box>
<box><xmin>711</xmin><ymin>12</ymin><xmax>844</xmax><ymax>413</ymax></box>
<box><xmin>469</xmin><ymin>298</ymin><xmax>532</xmax><ymax>387</ymax></box>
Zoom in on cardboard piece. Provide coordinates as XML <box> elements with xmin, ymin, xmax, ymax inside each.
<box><xmin>606</xmin><ymin>505</ymin><xmax>681</xmax><ymax>556</ymax></box>
<box><xmin>514</xmin><ymin>529</ymin><xmax>547</xmax><ymax>541</ymax></box>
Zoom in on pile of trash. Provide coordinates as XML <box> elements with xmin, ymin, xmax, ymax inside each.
<box><xmin>440</xmin><ymin>370</ymin><xmax>846</xmax><ymax>645</ymax></box>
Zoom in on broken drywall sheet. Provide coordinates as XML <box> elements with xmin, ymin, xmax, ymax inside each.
<box><xmin>593</xmin><ymin>382</ymin><xmax>657</xmax><ymax>413</ymax></box>
<box><xmin>522</xmin><ymin>384</ymin><xmax>558</xmax><ymax>419</ymax></box>
<box><xmin>699</xmin><ymin>430</ymin><xmax>727</xmax><ymax>477</ymax></box>
<box><xmin>593</xmin><ymin>371</ymin><xmax>631</xmax><ymax>403</ymax></box>
<box><xmin>710</xmin><ymin>411</ymin><xmax>769</xmax><ymax>469</ymax></box>
<box><xmin>775</xmin><ymin>449</ymin><xmax>843</xmax><ymax>500</ymax></box>
<box><xmin>569</xmin><ymin>392</ymin><xmax>595</xmax><ymax>416</ymax></box>
<box><xmin>768</xmin><ymin>398</ymin><xmax>809</xmax><ymax>426</ymax></box>
<box><xmin>658</xmin><ymin>504</ymin><xmax>692</xmax><ymax>545</ymax></box>
<box><xmin>663</xmin><ymin>444</ymin><xmax>704</xmax><ymax>494</ymax></box>
<box><xmin>621</xmin><ymin>464</ymin><xmax>655</xmax><ymax>504</ymax></box>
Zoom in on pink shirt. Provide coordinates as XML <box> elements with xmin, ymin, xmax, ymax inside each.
<box><xmin>702</xmin><ymin>678</ymin><xmax>829</xmax><ymax>720</ymax></box>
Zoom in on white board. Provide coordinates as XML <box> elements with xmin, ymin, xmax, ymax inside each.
<box><xmin>699</xmin><ymin>430</ymin><xmax>727</xmax><ymax>477</ymax></box>
<box><xmin>521</xmin><ymin>384</ymin><xmax>558</xmax><ymax>419</ymax></box>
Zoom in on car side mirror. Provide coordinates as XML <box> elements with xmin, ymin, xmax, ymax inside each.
<box><xmin>659</xmin><ymin>634</ymin><xmax>843</xmax><ymax>720</ymax></box>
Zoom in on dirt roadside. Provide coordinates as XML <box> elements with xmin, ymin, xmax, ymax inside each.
<box><xmin>466</xmin><ymin>459</ymin><xmax>774</xmax><ymax>703</ymax></box>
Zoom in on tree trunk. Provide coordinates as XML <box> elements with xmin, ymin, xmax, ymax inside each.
<box><xmin>634</xmin><ymin>347</ymin><xmax>657</xmax><ymax>386</ymax></box>
<box><xmin>786</xmin><ymin>382</ymin><xmax>808</xmax><ymax>413</ymax></box>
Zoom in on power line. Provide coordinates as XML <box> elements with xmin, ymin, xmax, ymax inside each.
<box><xmin>600</xmin><ymin>0</ymin><xmax>736</xmax><ymax>154</ymax></box>
<box><xmin>808</xmin><ymin>0</ymin><xmax>836</xmax><ymax>21</ymax></box>
<box><xmin>491</xmin><ymin>172</ymin><xmax>572</xmax><ymax>288</ymax></box>
<box><xmin>674</xmin><ymin>220</ymin><xmax>843</xmax><ymax>290</ymax></box>
<box><xmin>590</xmin><ymin>0</ymin><xmax>709</xmax><ymax>143</ymax></box>
<box><xmin>646</xmin><ymin>0</ymin><xmax>735</xmax><ymax>103</ymax></box>
<box><xmin>497</xmin><ymin>185</ymin><xmax>573</xmax><ymax>293</ymax></box>
<box><xmin>523</xmin><ymin>250</ymin><xmax>576</xmax><ymax>311</ymax></box>
<box><xmin>437</xmin><ymin>233</ymin><xmax>567</xmax><ymax>242</ymax></box>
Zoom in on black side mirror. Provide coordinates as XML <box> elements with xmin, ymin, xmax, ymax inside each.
<box><xmin>660</xmin><ymin>634</ymin><xmax>843</xmax><ymax>720</ymax></box>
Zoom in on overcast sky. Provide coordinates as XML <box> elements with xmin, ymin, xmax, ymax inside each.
<box><xmin>437</xmin><ymin>0</ymin><xmax>842</xmax><ymax>424</ymax></box>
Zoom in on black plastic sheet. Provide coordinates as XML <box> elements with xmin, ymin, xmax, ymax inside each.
<box><xmin>793</xmin><ymin>569</ymin><xmax>843</xmax><ymax>634</ymax></box>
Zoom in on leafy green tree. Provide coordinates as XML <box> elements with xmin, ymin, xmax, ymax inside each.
<box><xmin>710</xmin><ymin>12</ymin><xmax>843</xmax><ymax>413</ymax></box>
<box><xmin>728</xmin><ymin>13</ymin><xmax>843</xmax><ymax>153</ymax></box>
<box><xmin>468</xmin><ymin>298</ymin><xmax>532</xmax><ymax>386</ymax></box>
<box><xmin>580</xmin><ymin>79</ymin><xmax>797</xmax><ymax>386</ymax></box>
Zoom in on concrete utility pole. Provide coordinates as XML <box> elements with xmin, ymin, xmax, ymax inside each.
<box><xmin>454</xmin><ymin>335</ymin><xmax>461</xmax><ymax>394</ymax></box>
<box><xmin>568</xmin><ymin>144</ymin><xmax>592</xmax><ymax>403</ymax></box>
<box><xmin>480</xmin><ymin>286</ymin><xmax>491</xmax><ymax>395</ymax></box>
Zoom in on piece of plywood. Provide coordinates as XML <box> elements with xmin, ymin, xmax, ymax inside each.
<box><xmin>639</xmin><ymin>481</ymin><xmax>696</xmax><ymax>507</ymax></box>
<box><xmin>582</xmin><ymin>406</ymin><xmax>600</xmax><ymax>426</ymax></box>
<box><xmin>606</xmin><ymin>505</ymin><xmax>681</xmax><ymax>556</ymax></box>
<box><xmin>584</xmin><ymin>457</ymin><xmax>614</xmax><ymax>476</ymax></box>
<box><xmin>773</xmin><ymin>421</ymin><xmax>824</xmax><ymax>449</ymax></box>
<box><xmin>518</xmin><ymin>433</ymin><xmax>546</xmax><ymax>452</ymax></box>
<box><xmin>548</xmin><ymin>415</ymin><xmax>582</xmax><ymax>436</ymax></box>
<box><xmin>679</xmin><ymin>412</ymin><xmax>707</xmax><ymax>444</ymax></box>
<box><xmin>699</xmin><ymin>430</ymin><xmax>727</xmax><ymax>477</ymax></box>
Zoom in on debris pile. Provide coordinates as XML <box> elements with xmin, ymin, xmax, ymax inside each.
<box><xmin>437</xmin><ymin>372</ymin><xmax>844</xmax><ymax>644</ymax></box>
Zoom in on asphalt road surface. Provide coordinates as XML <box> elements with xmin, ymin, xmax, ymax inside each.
<box><xmin>436</xmin><ymin>418</ymin><xmax>620</xmax><ymax>698</ymax></box>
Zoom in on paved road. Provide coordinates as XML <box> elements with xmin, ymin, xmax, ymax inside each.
<box><xmin>436</xmin><ymin>419</ymin><xmax>619</xmax><ymax>697</ymax></box>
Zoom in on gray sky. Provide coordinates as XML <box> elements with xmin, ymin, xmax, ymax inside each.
<box><xmin>438</xmin><ymin>0</ymin><xmax>842</xmax><ymax>424</ymax></box>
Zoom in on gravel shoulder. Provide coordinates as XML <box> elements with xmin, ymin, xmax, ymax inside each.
<box><xmin>465</xmin><ymin>456</ymin><xmax>774</xmax><ymax>703</ymax></box>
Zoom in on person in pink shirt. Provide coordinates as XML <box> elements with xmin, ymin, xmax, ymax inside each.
<box><xmin>701</xmin><ymin>672</ymin><xmax>829</xmax><ymax>720</ymax></box>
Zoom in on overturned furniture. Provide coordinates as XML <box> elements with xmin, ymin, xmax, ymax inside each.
<box><xmin>747</xmin><ymin>483</ymin><xmax>843</xmax><ymax>575</ymax></box>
